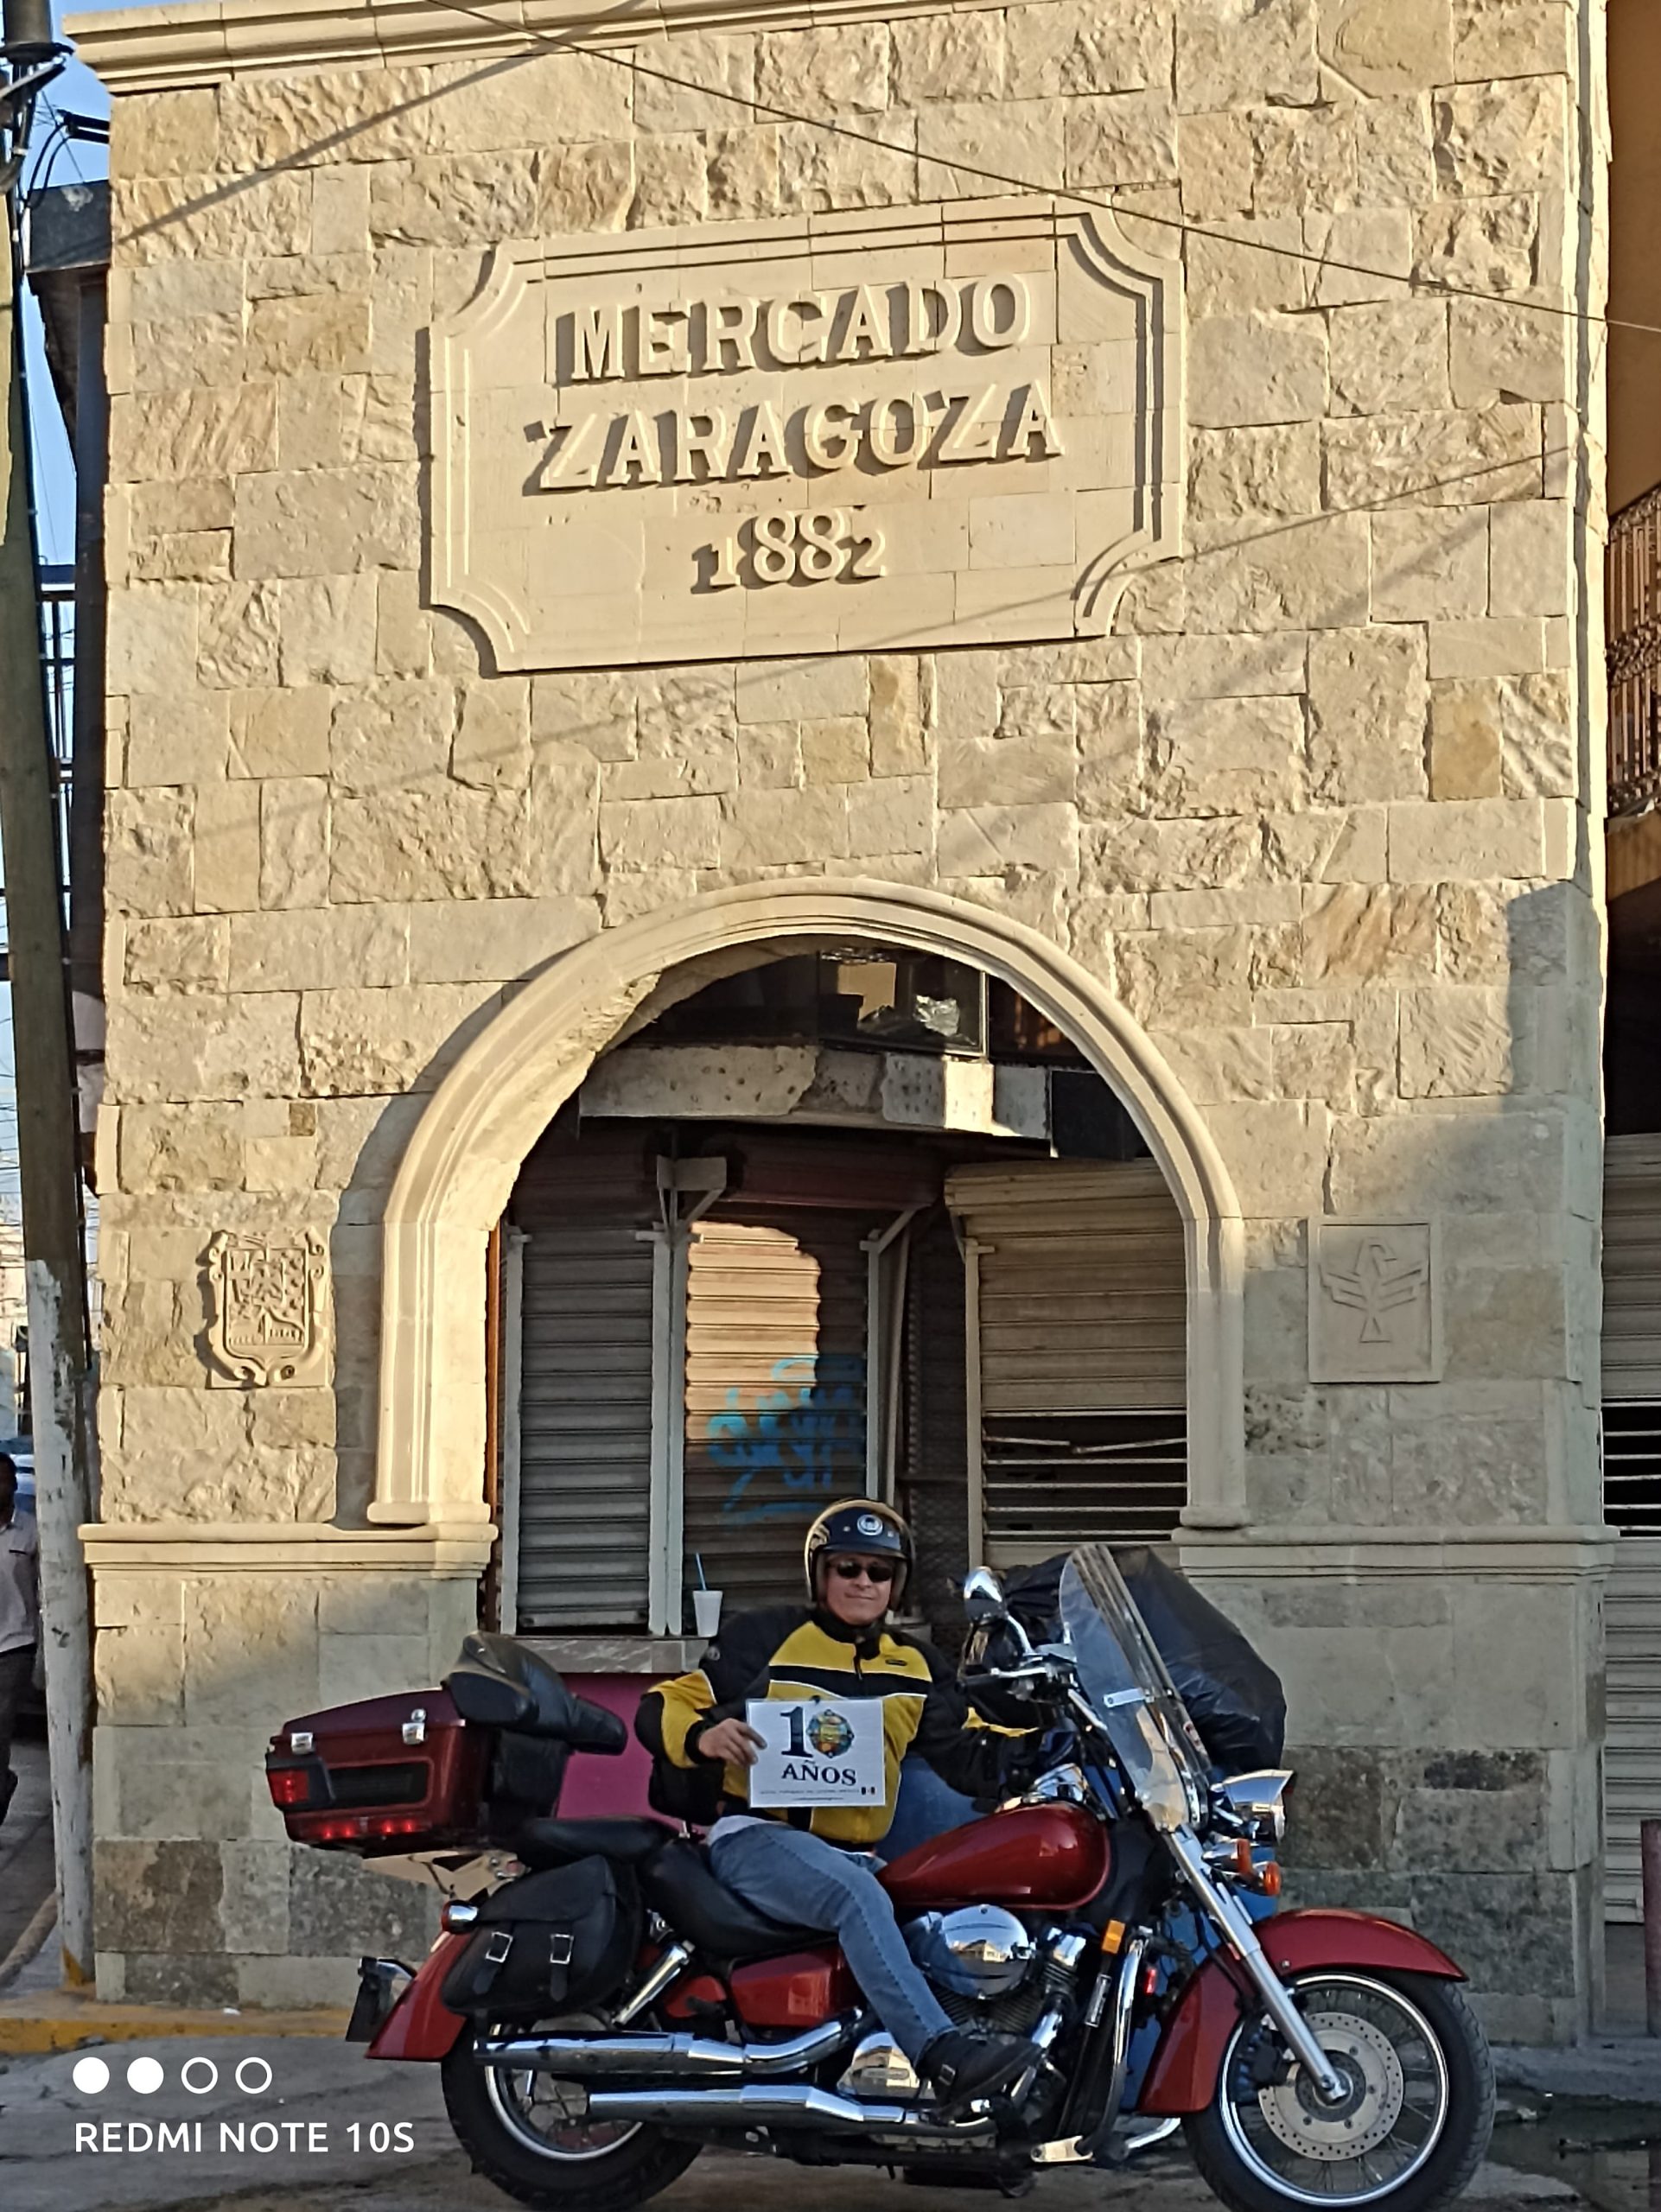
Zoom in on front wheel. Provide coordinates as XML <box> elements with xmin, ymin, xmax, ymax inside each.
<box><xmin>1184</xmin><ymin>1969</ymin><xmax>1493</xmax><ymax>2212</ymax></box>
<box><xmin>442</xmin><ymin>2024</ymin><xmax>701</xmax><ymax>2212</ymax></box>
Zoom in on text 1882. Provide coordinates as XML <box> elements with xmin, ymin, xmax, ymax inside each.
<box><xmin>699</xmin><ymin>509</ymin><xmax>885</xmax><ymax>589</ymax></box>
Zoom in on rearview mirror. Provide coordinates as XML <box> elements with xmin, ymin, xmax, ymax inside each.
<box><xmin>963</xmin><ymin>1566</ymin><xmax>1005</xmax><ymax>1619</ymax></box>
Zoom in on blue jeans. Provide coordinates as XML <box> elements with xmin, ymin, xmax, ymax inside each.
<box><xmin>708</xmin><ymin>1822</ymin><xmax>953</xmax><ymax>2066</ymax></box>
<box><xmin>879</xmin><ymin>1758</ymin><xmax>979</xmax><ymax>1862</ymax></box>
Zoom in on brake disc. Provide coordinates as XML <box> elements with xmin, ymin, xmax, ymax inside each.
<box><xmin>1255</xmin><ymin>2012</ymin><xmax>1405</xmax><ymax>2163</ymax></box>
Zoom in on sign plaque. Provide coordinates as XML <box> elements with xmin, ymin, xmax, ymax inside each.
<box><xmin>430</xmin><ymin>196</ymin><xmax>1183</xmax><ymax>671</ymax></box>
<box><xmin>745</xmin><ymin>1696</ymin><xmax>888</xmax><ymax>1809</ymax></box>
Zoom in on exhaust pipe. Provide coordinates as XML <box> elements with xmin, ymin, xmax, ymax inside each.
<box><xmin>475</xmin><ymin>2016</ymin><xmax>858</xmax><ymax>2081</ymax></box>
<box><xmin>584</xmin><ymin>2082</ymin><xmax>996</xmax><ymax>2139</ymax></box>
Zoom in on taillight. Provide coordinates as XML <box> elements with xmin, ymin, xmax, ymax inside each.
<box><xmin>268</xmin><ymin>1766</ymin><xmax>312</xmax><ymax>1808</ymax></box>
<box><xmin>298</xmin><ymin>1811</ymin><xmax>430</xmax><ymax>1845</ymax></box>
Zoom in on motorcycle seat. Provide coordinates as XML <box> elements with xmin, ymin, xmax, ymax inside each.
<box><xmin>514</xmin><ymin>1816</ymin><xmax>675</xmax><ymax>1870</ymax></box>
<box><xmin>640</xmin><ymin>1839</ymin><xmax>823</xmax><ymax>1960</ymax></box>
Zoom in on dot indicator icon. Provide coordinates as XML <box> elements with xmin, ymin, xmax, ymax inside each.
<box><xmin>126</xmin><ymin>2056</ymin><xmax>165</xmax><ymax>2095</ymax></box>
<box><xmin>71</xmin><ymin>2056</ymin><xmax>110</xmax><ymax>2095</ymax></box>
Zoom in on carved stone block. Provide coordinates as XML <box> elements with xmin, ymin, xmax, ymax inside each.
<box><xmin>206</xmin><ymin>1230</ymin><xmax>329</xmax><ymax>1387</ymax></box>
<box><xmin>1308</xmin><ymin>1217</ymin><xmax>1441</xmax><ymax>1384</ymax></box>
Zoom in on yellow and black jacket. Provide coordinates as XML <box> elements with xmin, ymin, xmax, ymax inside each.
<box><xmin>636</xmin><ymin>1605</ymin><xmax>1018</xmax><ymax>1847</ymax></box>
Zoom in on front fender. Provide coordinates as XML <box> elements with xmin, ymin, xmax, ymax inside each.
<box><xmin>1139</xmin><ymin>1908</ymin><xmax>1466</xmax><ymax>2117</ymax></box>
<box><xmin>366</xmin><ymin>1930</ymin><xmax>470</xmax><ymax>2063</ymax></box>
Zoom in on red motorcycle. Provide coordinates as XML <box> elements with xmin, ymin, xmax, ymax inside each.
<box><xmin>266</xmin><ymin>1545</ymin><xmax>1492</xmax><ymax>2212</ymax></box>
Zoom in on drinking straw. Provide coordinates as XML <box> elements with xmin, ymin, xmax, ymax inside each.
<box><xmin>695</xmin><ymin>1554</ymin><xmax>708</xmax><ymax>1591</ymax></box>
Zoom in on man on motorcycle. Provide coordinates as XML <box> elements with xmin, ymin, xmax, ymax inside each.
<box><xmin>636</xmin><ymin>1499</ymin><xmax>1035</xmax><ymax>2111</ymax></box>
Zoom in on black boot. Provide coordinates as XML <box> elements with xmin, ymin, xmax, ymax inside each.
<box><xmin>920</xmin><ymin>2028</ymin><xmax>1034</xmax><ymax>2113</ymax></box>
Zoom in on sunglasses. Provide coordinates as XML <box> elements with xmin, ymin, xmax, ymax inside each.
<box><xmin>829</xmin><ymin>1558</ymin><xmax>897</xmax><ymax>1585</ymax></box>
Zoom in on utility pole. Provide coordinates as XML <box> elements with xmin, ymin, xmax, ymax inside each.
<box><xmin>0</xmin><ymin>0</ymin><xmax>94</xmax><ymax>1985</ymax></box>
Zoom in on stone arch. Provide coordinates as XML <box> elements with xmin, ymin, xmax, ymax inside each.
<box><xmin>370</xmin><ymin>879</ymin><xmax>1248</xmax><ymax>1535</ymax></box>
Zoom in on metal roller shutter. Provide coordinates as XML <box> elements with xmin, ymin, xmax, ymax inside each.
<box><xmin>904</xmin><ymin>1212</ymin><xmax>973</xmax><ymax>1646</ymax></box>
<box><xmin>512</xmin><ymin>1135</ymin><xmax>657</xmax><ymax>1631</ymax></box>
<box><xmin>683</xmin><ymin>1207</ymin><xmax>873</xmax><ymax>1614</ymax></box>
<box><xmin>1601</xmin><ymin>1135</ymin><xmax>1661</xmax><ymax>1921</ymax></box>
<box><xmin>946</xmin><ymin>1161</ymin><xmax>1187</xmax><ymax>1569</ymax></box>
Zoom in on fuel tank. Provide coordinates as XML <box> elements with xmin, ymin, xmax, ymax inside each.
<box><xmin>881</xmin><ymin>1802</ymin><xmax>1110</xmax><ymax>1912</ymax></box>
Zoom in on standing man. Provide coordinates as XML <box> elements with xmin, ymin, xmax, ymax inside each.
<box><xmin>638</xmin><ymin>1499</ymin><xmax>1035</xmax><ymax>2112</ymax></box>
<box><xmin>0</xmin><ymin>1455</ymin><xmax>39</xmax><ymax>1828</ymax></box>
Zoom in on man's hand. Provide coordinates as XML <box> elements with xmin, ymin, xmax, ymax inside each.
<box><xmin>697</xmin><ymin>1716</ymin><xmax>765</xmax><ymax>1768</ymax></box>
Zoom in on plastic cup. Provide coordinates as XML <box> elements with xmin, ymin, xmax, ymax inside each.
<box><xmin>691</xmin><ymin>1588</ymin><xmax>722</xmax><ymax>1638</ymax></box>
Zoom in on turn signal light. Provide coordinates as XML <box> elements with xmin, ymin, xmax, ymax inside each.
<box><xmin>1258</xmin><ymin>1862</ymin><xmax>1282</xmax><ymax>1898</ymax></box>
<box><xmin>1100</xmin><ymin>1919</ymin><xmax>1127</xmax><ymax>1955</ymax></box>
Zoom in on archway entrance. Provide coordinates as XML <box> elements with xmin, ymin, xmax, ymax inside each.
<box><xmin>370</xmin><ymin>881</ymin><xmax>1245</xmax><ymax>1555</ymax></box>
<box><xmin>498</xmin><ymin>938</ymin><xmax>1193</xmax><ymax>1639</ymax></box>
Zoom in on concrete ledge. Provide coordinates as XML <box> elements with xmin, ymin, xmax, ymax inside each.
<box><xmin>0</xmin><ymin>1991</ymin><xmax>351</xmax><ymax>2054</ymax></box>
<box><xmin>1493</xmin><ymin>2039</ymin><xmax>1661</xmax><ymax>2106</ymax></box>
<box><xmin>79</xmin><ymin>1522</ymin><xmax>496</xmax><ymax>1574</ymax></box>
<box><xmin>67</xmin><ymin>0</ymin><xmax>1010</xmax><ymax>94</ymax></box>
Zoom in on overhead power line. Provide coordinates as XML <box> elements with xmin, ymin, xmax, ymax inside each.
<box><xmin>417</xmin><ymin>0</ymin><xmax>1643</xmax><ymax>341</ymax></box>
<box><xmin>91</xmin><ymin>3</ymin><xmax>1642</xmax><ymax>340</ymax></box>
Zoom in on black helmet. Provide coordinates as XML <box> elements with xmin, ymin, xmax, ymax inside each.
<box><xmin>804</xmin><ymin>1498</ymin><xmax>914</xmax><ymax>1606</ymax></box>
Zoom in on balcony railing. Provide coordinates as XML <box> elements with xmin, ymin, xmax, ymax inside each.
<box><xmin>1608</xmin><ymin>484</ymin><xmax>1661</xmax><ymax>817</ymax></box>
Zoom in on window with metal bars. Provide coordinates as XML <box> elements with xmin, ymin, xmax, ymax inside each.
<box><xmin>1602</xmin><ymin>1400</ymin><xmax>1661</xmax><ymax>1534</ymax></box>
<box><xmin>982</xmin><ymin>1409</ymin><xmax>1187</xmax><ymax>1555</ymax></box>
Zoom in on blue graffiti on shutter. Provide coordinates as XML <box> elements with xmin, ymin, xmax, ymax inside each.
<box><xmin>707</xmin><ymin>1353</ymin><xmax>868</xmax><ymax>1524</ymax></box>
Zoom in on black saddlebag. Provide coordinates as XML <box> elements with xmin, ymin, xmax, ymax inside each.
<box><xmin>1005</xmin><ymin>1547</ymin><xmax>1287</xmax><ymax>1774</ymax></box>
<box><xmin>442</xmin><ymin>1857</ymin><xmax>640</xmax><ymax>2019</ymax></box>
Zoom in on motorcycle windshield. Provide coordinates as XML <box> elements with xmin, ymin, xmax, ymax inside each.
<box><xmin>1060</xmin><ymin>1544</ymin><xmax>1212</xmax><ymax>1834</ymax></box>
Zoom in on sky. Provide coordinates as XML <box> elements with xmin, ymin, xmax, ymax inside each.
<box><xmin>28</xmin><ymin>40</ymin><xmax>113</xmax><ymax>563</ymax></box>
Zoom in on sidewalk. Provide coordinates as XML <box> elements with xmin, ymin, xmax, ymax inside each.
<box><xmin>0</xmin><ymin>1927</ymin><xmax>349</xmax><ymax>2056</ymax></box>
<box><xmin>0</xmin><ymin>1736</ymin><xmax>55</xmax><ymax>1977</ymax></box>
<box><xmin>1493</xmin><ymin>2039</ymin><xmax>1661</xmax><ymax>2106</ymax></box>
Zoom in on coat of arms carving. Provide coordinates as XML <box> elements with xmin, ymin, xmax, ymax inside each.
<box><xmin>206</xmin><ymin>1230</ymin><xmax>329</xmax><ymax>1387</ymax></box>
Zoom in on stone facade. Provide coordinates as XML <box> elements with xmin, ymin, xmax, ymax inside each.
<box><xmin>74</xmin><ymin>0</ymin><xmax>1608</xmax><ymax>2036</ymax></box>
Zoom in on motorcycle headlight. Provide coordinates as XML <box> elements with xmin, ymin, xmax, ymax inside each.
<box><xmin>1212</xmin><ymin>1770</ymin><xmax>1292</xmax><ymax>1843</ymax></box>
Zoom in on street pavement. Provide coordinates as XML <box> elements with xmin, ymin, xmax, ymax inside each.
<box><xmin>0</xmin><ymin>2033</ymin><xmax>1588</xmax><ymax>2212</ymax></box>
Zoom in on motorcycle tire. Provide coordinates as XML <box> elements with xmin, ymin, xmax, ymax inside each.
<box><xmin>442</xmin><ymin>2025</ymin><xmax>702</xmax><ymax>2212</ymax></box>
<box><xmin>1182</xmin><ymin>1968</ymin><xmax>1494</xmax><ymax>2212</ymax></box>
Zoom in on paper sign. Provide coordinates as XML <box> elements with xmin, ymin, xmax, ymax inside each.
<box><xmin>745</xmin><ymin>1698</ymin><xmax>888</xmax><ymax>1809</ymax></box>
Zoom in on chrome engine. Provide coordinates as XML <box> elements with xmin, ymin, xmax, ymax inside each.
<box><xmin>834</xmin><ymin>1921</ymin><xmax>1087</xmax><ymax>2107</ymax></box>
<box><xmin>907</xmin><ymin>1906</ymin><xmax>1038</xmax><ymax>1999</ymax></box>
<box><xmin>837</xmin><ymin>2030</ymin><xmax>921</xmax><ymax>2100</ymax></box>
<box><xmin>904</xmin><ymin>1906</ymin><xmax>1053</xmax><ymax>2033</ymax></box>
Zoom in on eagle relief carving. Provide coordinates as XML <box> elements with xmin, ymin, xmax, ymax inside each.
<box><xmin>1308</xmin><ymin>1219</ymin><xmax>1441</xmax><ymax>1384</ymax></box>
<box><xmin>206</xmin><ymin>1230</ymin><xmax>329</xmax><ymax>1388</ymax></box>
